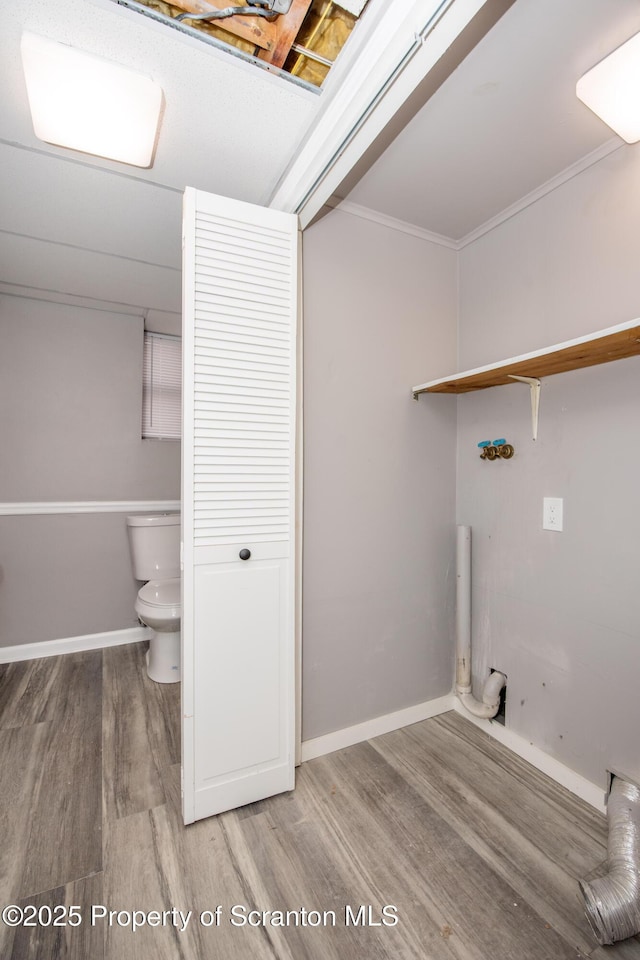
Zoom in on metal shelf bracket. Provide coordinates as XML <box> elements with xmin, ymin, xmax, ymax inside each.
<box><xmin>508</xmin><ymin>375</ymin><xmax>541</xmax><ymax>440</ymax></box>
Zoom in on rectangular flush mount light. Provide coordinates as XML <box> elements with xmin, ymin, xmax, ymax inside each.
<box><xmin>21</xmin><ymin>33</ymin><xmax>163</xmax><ymax>167</ymax></box>
<box><xmin>576</xmin><ymin>31</ymin><xmax>640</xmax><ymax>144</ymax></box>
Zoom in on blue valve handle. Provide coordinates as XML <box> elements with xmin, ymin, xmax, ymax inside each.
<box><xmin>493</xmin><ymin>438</ymin><xmax>506</xmax><ymax>446</ymax></box>
<box><xmin>477</xmin><ymin>440</ymin><xmax>491</xmax><ymax>448</ymax></box>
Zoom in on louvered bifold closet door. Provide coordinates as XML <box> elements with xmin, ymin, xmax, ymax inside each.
<box><xmin>182</xmin><ymin>188</ymin><xmax>298</xmax><ymax>824</ymax></box>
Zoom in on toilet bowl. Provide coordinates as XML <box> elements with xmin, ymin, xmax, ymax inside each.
<box><xmin>126</xmin><ymin>513</ymin><xmax>181</xmax><ymax>684</ymax></box>
<box><xmin>135</xmin><ymin>578</ymin><xmax>181</xmax><ymax>683</ymax></box>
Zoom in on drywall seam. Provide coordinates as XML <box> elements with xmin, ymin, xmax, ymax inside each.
<box><xmin>0</xmin><ymin>626</ymin><xmax>151</xmax><ymax>662</ymax></box>
<box><xmin>452</xmin><ymin>699</ymin><xmax>605</xmax><ymax>812</ymax></box>
<box><xmin>0</xmin><ymin>281</ymin><xmax>148</xmax><ymax>317</ymax></box>
<box><xmin>0</xmin><ymin>500</ymin><xmax>181</xmax><ymax>516</ymax></box>
<box><xmin>0</xmin><ymin>227</ymin><xmax>181</xmax><ymax>273</ymax></box>
<box><xmin>300</xmin><ymin>695</ymin><xmax>455</xmax><ymax>761</ymax></box>
<box><xmin>0</xmin><ymin>136</ymin><xmax>184</xmax><ymax>195</ymax></box>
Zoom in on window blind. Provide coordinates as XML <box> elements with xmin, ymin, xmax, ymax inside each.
<box><xmin>142</xmin><ymin>331</ymin><xmax>182</xmax><ymax>440</ymax></box>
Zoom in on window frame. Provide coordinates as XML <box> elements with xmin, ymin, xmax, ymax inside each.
<box><xmin>142</xmin><ymin>330</ymin><xmax>182</xmax><ymax>441</ymax></box>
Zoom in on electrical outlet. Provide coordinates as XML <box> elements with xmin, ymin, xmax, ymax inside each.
<box><xmin>543</xmin><ymin>497</ymin><xmax>563</xmax><ymax>532</ymax></box>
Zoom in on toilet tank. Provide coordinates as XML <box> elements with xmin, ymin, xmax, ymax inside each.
<box><xmin>126</xmin><ymin>513</ymin><xmax>180</xmax><ymax>581</ymax></box>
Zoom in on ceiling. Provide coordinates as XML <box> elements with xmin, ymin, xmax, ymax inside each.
<box><xmin>0</xmin><ymin>0</ymin><xmax>318</xmax><ymax>319</ymax></box>
<box><xmin>2</xmin><ymin>0</ymin><xmax>640</xmax><ymax>319</ymax></box>
<box><xmin>343</xmin><ymin>0</ymin><xmax>640</xmax><ymax>243</ymax></box>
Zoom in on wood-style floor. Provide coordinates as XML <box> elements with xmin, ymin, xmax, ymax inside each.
<box><xmin>0</xmin><ymin>642</ymin><xmax>638</xmax><ymax>960</ymax></box>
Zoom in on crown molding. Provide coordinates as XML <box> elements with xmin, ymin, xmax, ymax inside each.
<box><xmin>326</xmin><ymin>197</ymin><xmax>459</xmax><ymax>249</ymax></box>
<box><xmin>456</xmin><ymin>138</ymin><xmax>623</xmax><ymax>248</ymax></box>
<box><xmin>330</xmin><ymin>137</ymin><xmax>623</xmax><ymax>252</ymax></box>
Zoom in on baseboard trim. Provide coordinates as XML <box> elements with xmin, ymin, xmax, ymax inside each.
<box><xmin>0</xmin><ymin>500</ymin><xmax>181</xmax><ymax>517</ymax></box>
<box><xmin>452</xmin><ymin>699</ymin><xmax>605</xmax><ymax>813</ymax></box>
<box><xmin>300</xmin><ymin>694</ymin><xmax>455</xmax><ymax>763</ymax></box>
<box><xmin>300</xmin><ymin>693</ymin><xmax>605</xmax><ymax>812</ymax></box>
<box><xmin>0</xmin><ymin>626</ymin><xmax>151</xmax><ymax>663</ymax></box>
<box><xmin>0</xmin><ymin>632</ymin><xmax>605</xmax><ymax>813</ymax></box>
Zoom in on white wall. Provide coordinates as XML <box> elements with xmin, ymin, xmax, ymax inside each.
<box><xmin>457</xmin><ymin>145</ymin><xmax>640</xmax><ymax>788</ymax></box>
<box><xmin>302</xmin><ymin>208</ymin><xmax>458</xmax><ymax>740</ymax></box>
<box><xmin>0</xmin><ymin>294</ymin><xmax>181</xmax><ymax>646</ymax></box>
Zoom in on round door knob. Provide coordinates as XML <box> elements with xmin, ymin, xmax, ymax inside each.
<box><xmin>239</xmin><ymin>548</ymin><xmax>251</xmax><ymax>561</ymax></box>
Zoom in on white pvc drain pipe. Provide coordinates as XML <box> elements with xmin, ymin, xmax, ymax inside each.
<box><xmin>580</xmin><ymin>776</ymin><xmax>640</xmax><ymax>945</ymax></box>
<box><xmin>456</xmin><ymin>525</ymin><xmax>506</xmax><ymax>719</ymax></box>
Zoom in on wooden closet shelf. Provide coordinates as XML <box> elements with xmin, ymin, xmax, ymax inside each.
<box><xmin>412</xmin><ymin>319</ymin><xmax>640</xmax><ymax>398</ymax></box>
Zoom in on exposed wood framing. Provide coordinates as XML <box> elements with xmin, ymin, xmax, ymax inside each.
<box><xmin>257</xmin><ymin>0</ymin><xmax>314</xmax><ymax>67</ymax></box>
<box><xmin>166</xmin><ymin>0</ymin><xmax>315</xmax><ymax>62</ymax></box>
<box><xmin>168</xmin><ymin>0</ymin><xmax>279</xmax><ymax>52</ymax></box>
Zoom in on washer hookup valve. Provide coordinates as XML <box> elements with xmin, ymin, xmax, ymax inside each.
<box><xmin>478</xmin><ymin>439</ymin><xmax>515</xmax><ymax>460</ymax></box>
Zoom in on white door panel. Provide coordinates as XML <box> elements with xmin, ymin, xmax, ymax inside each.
<box><xmin>194</xmin><ymin>560</ymin><xmax>288</xmax><ymax>779</ymax></box>
<box><xmin>182</xmin><ymin>187</ymin><xmax>297</xmax><ymax>823</ymax></box>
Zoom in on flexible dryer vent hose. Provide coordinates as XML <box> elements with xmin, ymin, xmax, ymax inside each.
<box><xmin>579</xmin><ymin>776</ymin><xmax>640</xmax><ymax>945</ymax></box>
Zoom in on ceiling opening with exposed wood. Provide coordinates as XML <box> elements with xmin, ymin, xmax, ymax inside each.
<box><xmin>124</xmin><ymin>0</ymin><xmax>369</xmax><ymax>87</ymax></box>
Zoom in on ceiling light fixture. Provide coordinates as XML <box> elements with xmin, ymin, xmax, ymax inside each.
<box><xmin>21</xmin><ymin>33</ymin><xmax>163</xmax><ymax>168</ymax></box>
<box><xmin>576</xmin><ymin>31</ymin><xmax>640</xmax><ymax>144</ymax></box>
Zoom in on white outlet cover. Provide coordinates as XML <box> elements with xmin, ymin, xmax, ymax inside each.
<box><xmin>543</xmin><ymin>497</ymin><xmax>563</xmax><ymax>532</ymax></box>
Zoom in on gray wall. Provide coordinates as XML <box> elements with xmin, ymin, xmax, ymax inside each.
<box><xmin>457</xmin><ymin>145</ymin><xmax>640</xmax><ymax>788</ymax></box>
<box><xmin>0</xmin><ymin>294</ymin><xmax>181</xmax><ymax>646</ymax></box>
<box><xmin>302</xmin><ymin>208</ymin><xmax>458</xmax><ymax>740</ymax></box>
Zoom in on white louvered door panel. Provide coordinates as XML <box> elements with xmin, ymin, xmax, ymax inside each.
<box><xmin>182</xmin><ymin>188</ymin><xmax>298</xmax><ymax>823</ymax></box>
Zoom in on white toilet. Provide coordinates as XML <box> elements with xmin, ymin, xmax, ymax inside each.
<box><xmin>126</xmin><ymin>513</ymin><xmax>181</xmax><ymax>683</ymax></box>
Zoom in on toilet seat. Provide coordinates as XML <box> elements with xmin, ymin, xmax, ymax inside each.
<box><xmin>135</xmin><ymin>577</ymin><xmax>181</xmax><ymax>631</ymax></box>
<box><xmin>138</xmin><ymin>577</ymin><xmax>181</xmax><ymax>608</ymax></box>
